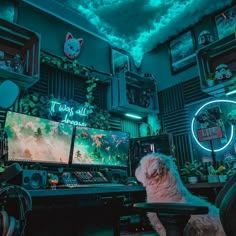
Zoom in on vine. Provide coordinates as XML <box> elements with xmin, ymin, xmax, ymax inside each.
<box><xmin>19</xmin><ymin>52</ymin><xmax>111</xmax><ymax>129</ymax></box>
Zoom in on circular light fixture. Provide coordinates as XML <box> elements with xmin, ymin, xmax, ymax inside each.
<box><xmin>191</xmin><ymin>99</ymin><xmax>236</xmax><ymax>152</ymax></box>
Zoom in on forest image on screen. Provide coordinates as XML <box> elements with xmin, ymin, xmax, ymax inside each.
<box><xmin>72</xmin><ymin>127</ymin><xmax>130</xmax><ymax>167</ymax></box>
<box><xmin>5</xmin><ymin>111</ymin><xmax>73</xmax><ymax>164</ymax></box>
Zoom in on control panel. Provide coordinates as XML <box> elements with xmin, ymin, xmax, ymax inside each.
<box><xmin>61</xmin><ymin>171</ymin><xmax>109</xmax><ymax>188</ymax></box>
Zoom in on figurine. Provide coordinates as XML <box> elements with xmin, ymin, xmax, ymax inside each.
<box><xmin>0</xmin><ymin>51</ymin><xmax>7</xmax><ymax>70</ymax></box>
<box><xmin>198</xmin><ymin>30</ymin><xmax>214</xmax><ymax>47</ymax></box>
<box><xmin>215</xmin><ymin>64</ymin><xmax>232</xmax><ymax>80</ymax></box>
<box><xmin>13</xmin><ymin>54</ymin><xmax>25</xmax><ymax>74</ymax></box>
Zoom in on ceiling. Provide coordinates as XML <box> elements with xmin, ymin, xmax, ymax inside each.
<box><xmin>25</xmin><ymin>0</ymin><xmax>233</xmax><ymax>67</ymax></box>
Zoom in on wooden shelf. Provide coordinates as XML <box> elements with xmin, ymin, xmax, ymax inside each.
<box><xmin>0</xmin><ymin>68</ymin><xmax>39</xmax><ymax>89</ymax></box>
<box><xmin>108</xmin><ymin>71</ymin><xmax>159</xmax><ymax>116</ymax></box>
<box><xmin>0</xmin><ymin>18</ymin><xmax>40</xmax><ymax>90</ymax></box>
<box><xmin>197</xmin><ymin>34</ymin><xmax>236</xmax><ymax>97</ymax></box>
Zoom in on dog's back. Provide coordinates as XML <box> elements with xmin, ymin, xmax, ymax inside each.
<box><xmin>135</xmin><ymin>153</ymin><xmax>226</xmax><ymax>236</ymax></box>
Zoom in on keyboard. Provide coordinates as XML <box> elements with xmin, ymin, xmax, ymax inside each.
<box><xmin>58</xmin><ymin>183</ymin><xmax>126</xmax><ymax>189</ymax></box>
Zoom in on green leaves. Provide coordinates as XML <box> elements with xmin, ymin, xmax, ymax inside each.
<box><xmin>180</xmin><ymin>160</ymin><xmax>204</xmax><ymax>177</ymax></box>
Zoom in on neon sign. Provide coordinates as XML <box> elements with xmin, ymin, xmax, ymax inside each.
<box><xmin>191</xmin><ymin>99</ymin><xmax>235</xmax><ymax>152</ymax></box>
<box><xmin>49</xmin><ymin>100</ymin><xmax>88</xmax><ymax>126</ymax></box>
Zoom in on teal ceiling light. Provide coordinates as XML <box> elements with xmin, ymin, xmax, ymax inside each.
<box><xmin>24</xmin><ymin>0</ymin><xmax>233</xmax><ymax>68</ymax></box>
<box><xmin>125</xmin><ymin>113</ymin><xmax>142</xmax><ymax>119</ymax></box>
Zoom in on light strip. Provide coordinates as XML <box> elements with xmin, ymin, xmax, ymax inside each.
<box><xmin>226</xmin><ymin>89</ymin><xmax>236</xmax><ymax>96</ymax></box>
<box><xmin>125</xmin><ymin>113</ymin><xmax>142</xmax><ymax>119</ymax></box>
<box><xmin>191</xmin><ymin>99</ymin><xmax>236</xmax><ymax>152</ymax></box>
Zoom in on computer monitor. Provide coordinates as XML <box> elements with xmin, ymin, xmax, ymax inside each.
<box><xmin>4</xmin><ymin>111</ymin><xmax>74</xmax><ymax>165</ymax></box>
<box><xmin>71</xmin><ymin>126</ymin><xmax>130</xmax><ymax>168</ymax></box>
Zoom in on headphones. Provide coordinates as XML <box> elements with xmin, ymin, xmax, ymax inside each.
<box><xmin>0</xmin><ymin>185</ymin><xmax>32</xmax><ymax>236</ymax></box>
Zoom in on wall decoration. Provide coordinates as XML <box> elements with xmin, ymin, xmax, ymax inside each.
<box><xmin>215</xmin><ymin>5</ymin><xmax>236</xmax><ymax>40</ymax></box>
<box><xmin>111</xmin><ymin>48</ymin><xmax>130</xmax><ymax>75</ymax></box>
<box><xmin>191</xmin><ymin>99</ymin><xmax>236</xmax><ymax>154</ymax></box>
<box><xmin>0</xmin><ymin>0</ymin><xmax>17</xmax><ymax>23</ymax></box>
<box><xmin>64</xmin><ymin>32</ymin><xmax>83</xmax><ymax>60</ymax></box>
<box><xmin>197</xmin><ymin>30</ymin><xmax>214</xmax><ymax>47</ymax></box>
<box><xmin>48</xmin><ymin>99</ymin><xmax>88</xmax><ymax>127</ymax></box>
<box><xmin>214</xmin><ymin>63</ymin><xmax>232</xmax><ymax>81</ymax></box>
<box><xmin>169</xmin><ymin>30</ymin><xmax>196</xmax><ymax>74</ymax></box>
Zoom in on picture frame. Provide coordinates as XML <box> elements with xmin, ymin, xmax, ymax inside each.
<box><xmin>0</xmin><ymin>0</ymin><xmax>18</xmax><ymax>23</ymax></box>
<box><xmin>215</xmin><ymin>5</ymin><xmax>236</xmax><ymax>40</ymax></box>
<box><xmin>169</xmin><ymin>30</ymin><xmax>196</xmax><ymax>74</ymax></box>
<box><xmin>111</xmin><ymin>48</ymin><xmax>130</xmax><ymax>75</ymax></box>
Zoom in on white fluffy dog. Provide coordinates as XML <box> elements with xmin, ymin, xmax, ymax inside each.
<box><xmin>135</xmin><ymin>153</ymin><xmax>226</xmax><ymax>236</ymax></box>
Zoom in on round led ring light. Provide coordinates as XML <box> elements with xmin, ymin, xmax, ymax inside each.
<box><xmin>191</xmin><ymin>99</ymin><xmax>235</xmax><ymax>152</ymax></box>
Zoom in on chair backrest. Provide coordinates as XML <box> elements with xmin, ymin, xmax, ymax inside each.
<box><xmin>215</xmin><ymin>172</ymin><xmax>236</xmax><ymax>208</ymax></box>
<box><xmin>0</xmin><ymin>80</ymin><xmax>20</xmax><ymax>109</ymax></box>
<box><xmin>219</xmin><ymin>182</ymin><xmax>236</xmax><ymax>236</ymax></box>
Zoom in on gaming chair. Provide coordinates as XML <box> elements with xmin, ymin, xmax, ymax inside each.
<box><xmin>0</xmin><ymin>163</ymin><xmax>32</xmax><ymax>236</ymax></box>
<box><xmin>215</xmin><ymin>172</ymin><xmax>236</xmax><ymax>236</ymax></box>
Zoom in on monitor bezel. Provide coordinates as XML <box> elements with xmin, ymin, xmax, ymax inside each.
<box><xmin>4</xmin><ymin>111</ymin><xmax>74</xmax><ymax>167</ymax></box>
<box><xmin>70</xmin><ymin>126</ymin><xmax>130</xmax><ymax>169</ymax></box>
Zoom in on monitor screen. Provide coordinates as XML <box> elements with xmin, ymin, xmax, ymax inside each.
<box><xmin>72</xmin><ymin>126</ymin><xmax>130</xmax><ymax>167</ymax></box>
<box><xmin>4</xmin><ymin>111</ymin><xmax>74</xmax><ymax>165</ymax></box>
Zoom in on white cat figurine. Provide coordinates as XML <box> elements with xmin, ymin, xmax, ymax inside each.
<box><xmin>64</xmin><ymin>32</ymin><xmax>83</xmax><ymax>59</ymax></box>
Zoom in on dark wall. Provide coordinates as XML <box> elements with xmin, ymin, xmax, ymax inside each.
<box><xmin>140</xmin><ymin>11</ymin><xmax>221</xmax><ymax>91</ymax></box>
<box><xmin>17</xmin><ymin>1</ymin><xmax>111</xmax><ymax>74</ymax></box>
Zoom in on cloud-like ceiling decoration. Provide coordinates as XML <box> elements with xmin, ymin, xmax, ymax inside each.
<box><xmin>55</xmin><ymin>0</ymin><xmax>233</xmax><ymax>67</ymax></box>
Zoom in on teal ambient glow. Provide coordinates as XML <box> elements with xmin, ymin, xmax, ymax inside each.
<box><xmin>125</xmin><ymin>113</ymin><xmax>142</xmax><ymax>119</ymax></box>
<box><xmin>226</xmin><ymin>89</ymin><xmax>236</xmax><ymax>96</ymax></box>
<box><xmin>67</xmin><ymin>0</ymin><xmax>232</xmax><ymax>67</ymax></box>
<box><xmin>191</xmin><ymin>99</ymin><xmax>235</xmax><ymax>152</ymax></box>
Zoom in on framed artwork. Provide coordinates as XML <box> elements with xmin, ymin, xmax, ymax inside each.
<box><xmin>215</xmin><ymin>5</ymin><xmax>236</xmax><ymax>40</ymax></box>
<box><xmin>0</xmin><ymin>0</ymin><xmax>18</xmax><ymax>23</ymax></box>
<box><xmin>111</xmin><ymin>48</ymin><xmax>130</xmax><ymax>75</ymax></box>
<box><xmin>169</xmin><ymin>30</ymin><xmax>196</xmax><ymax>74</ymax></box>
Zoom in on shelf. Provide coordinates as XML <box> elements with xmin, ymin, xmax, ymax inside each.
<box><xmin>0</xmin><ymin>18</ymin><xmax>40</xmax><ymax>90</ymax></box>
<box><xmin>107</xmin><ymin>71</ymin><xmax>159</xmax><ymax>116</ymax></box>
<box><xmin>197</xmin><ymin>34</ymin><xmax>236</xmax><ymax>97</ymax></box>
<box><xmin>0</xmin><ymin>69</ymin><xmax>39</xmax><ymax>89</ymax></box>
<box><xmin>201</xmin><ymin>76</ymin><xmax>236</xmax><ymax>97</ymax></box>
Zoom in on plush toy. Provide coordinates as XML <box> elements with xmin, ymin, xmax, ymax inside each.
<box><xmin>64</xmin><ymin>32</ymin><xmax>83</xmax><ymax>59</ymax></box>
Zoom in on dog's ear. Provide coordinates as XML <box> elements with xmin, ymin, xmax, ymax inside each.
<box><xmin>146</xmin><ymin>160</ymin><xmax>159</xmax><ymax>178</ymax></box>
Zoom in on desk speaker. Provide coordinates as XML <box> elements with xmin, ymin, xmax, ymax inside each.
<box><xmin>107</xmin><ymin>169</ymin><xmax>128</xmax><ymax>184</ymax></box>
<box><xmin>22</xmin><ymin>170</ymin><xmax>47</xmax><ymax>190</ymax></box>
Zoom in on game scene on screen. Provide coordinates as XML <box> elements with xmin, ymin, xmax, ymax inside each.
<box><xmin>4</xmin><ymin>111</ymin><xmax>73</xmax><ymax>164</ymax></box>
<box><xmin>72</xmin><ymin>126</ymin><xmax>130</xmax><ymax>167</ymax></box>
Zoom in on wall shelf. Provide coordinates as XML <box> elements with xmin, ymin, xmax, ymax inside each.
<box><xmin>107</xmin><ymin>71</ymin><xmax>159</xmax><ymax>116</ymax></box>
<box><xmin>0</xmin><ymin>18</ymin><xmax>40</xmax><ymax>90</ymax></box>
<box><xmin>197</xmin><ymin>34</ymin><xmax>236</xmax><ymax>97</ymax></box>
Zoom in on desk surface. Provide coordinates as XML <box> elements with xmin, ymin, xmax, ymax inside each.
<box><xmin>29</xmin><ymin>182</ymin><xmax>225</xmax><ymax>197</ymax></box>
<box><xmin>185</xmin><ymin>182</ymin><xmax>225</xmax><ymax>189</ymax></box>
<box><xmin>29</xmin><ymin>185</ymin><xmax>145</xmax><ymax>197</ymax></box>
<box><xmin>133</xmin><ymin>202</ymin><xmax>209</xmax><ymax>215</ymax></box>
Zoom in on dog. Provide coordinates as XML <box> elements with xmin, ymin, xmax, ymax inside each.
<box><xmin>135</xmin><ymin>153</ymin><xmax>226</xmax><ymax>236</ymax></box>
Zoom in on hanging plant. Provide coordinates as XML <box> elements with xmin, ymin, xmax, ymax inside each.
<box><xmin>39</xmin><ymin>51</ymin><xmax>111</xmax><ymax>129</ymax></box>
<box><xmin>19</xmin><ymin>92</ymin><xmax>50</xmax><ymax>118</ymax></box>
<box><xmin>40</xmin><ymin>51</ymin><xmax>90</xmax><ymax>76</ymax></box>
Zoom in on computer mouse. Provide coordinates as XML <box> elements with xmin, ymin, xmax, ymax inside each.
<box><xmin>126</xmin><ymin>180</ymin><xmax>139</xmax><ymax>186</ymax></box>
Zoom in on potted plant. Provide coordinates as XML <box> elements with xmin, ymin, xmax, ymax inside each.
<box><xmin>180</xmin><ymin>160</ymin><xmax>204</xmax><ymax>184</ymax></box>
<box><xmin>206</xmin><ymin>73</ymin><xmax>215</xmax><ymax>87</ymax></box>
<box><xmin>208</xmin><ymin>165</ymin><xmax>227</xmax><ymax>183</ymax></box>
